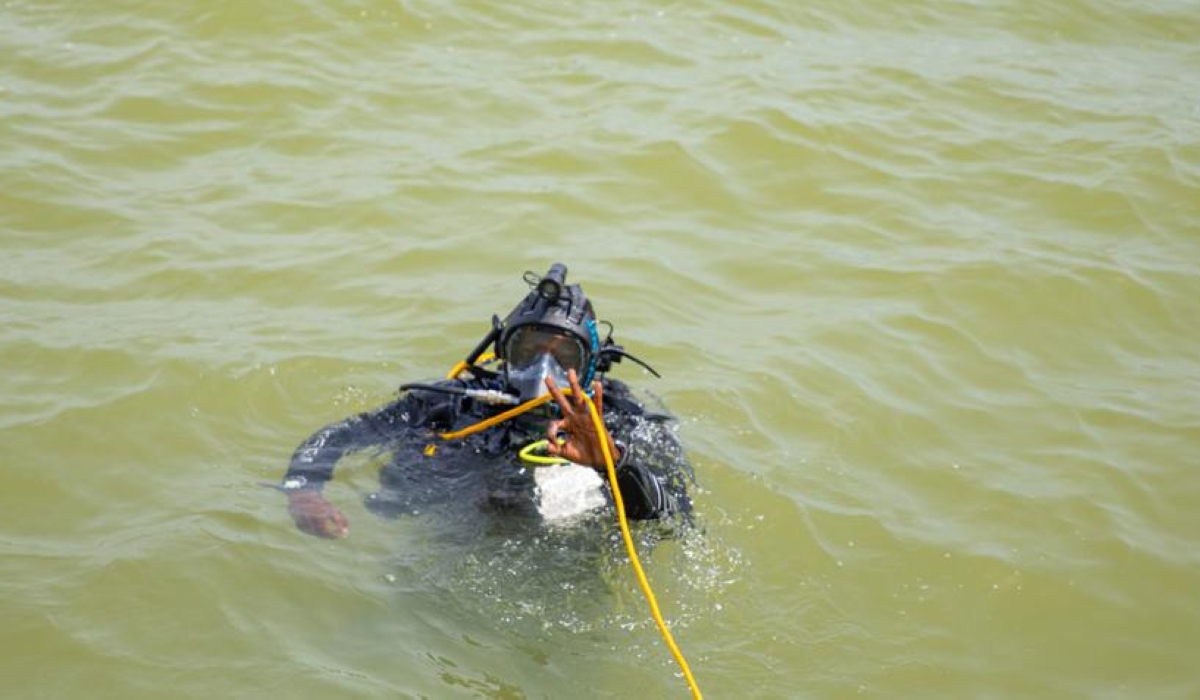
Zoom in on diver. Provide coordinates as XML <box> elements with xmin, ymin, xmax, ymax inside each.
<box><xmin>280</xmin><ymin>263</ymin><xmax>694</xmax><ymax>538</ymax></box>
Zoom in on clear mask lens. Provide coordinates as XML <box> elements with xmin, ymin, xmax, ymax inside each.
<box><xmin>505</xmin><ymin>326</ymin><xmax>587</xmax><ymax>374</ymax></box>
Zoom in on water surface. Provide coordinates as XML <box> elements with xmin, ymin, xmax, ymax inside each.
<box><xmin>3</xmin><ymin>1</ymin><xmax>1200</xmax><ymax>698</ymax></box>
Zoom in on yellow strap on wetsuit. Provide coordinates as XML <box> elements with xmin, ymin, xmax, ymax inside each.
<box><xmin>582</xmin><ymin>392</ymin><xmax>703</xmax><ymax>700</ymax></box>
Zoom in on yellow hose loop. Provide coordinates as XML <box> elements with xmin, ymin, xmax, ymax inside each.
<box><xmin>582</xmin><ymin>394</ymin><xmax>703</xmax><ymax>700</ymax></box>
<box><xmin>518</xmin><ymin>439</ymin><xmax>569</xmax><ymax>466</ymax></box>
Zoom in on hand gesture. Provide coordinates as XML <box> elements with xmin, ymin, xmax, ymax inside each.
<box><xmin>287</xmin><ymin>490</ymin><xmax>349</xmax><ymax>538</ymax></box>
<box><xmin>544</xmin><ymin>369</ymin><xmax>621</xmax><ymax>471</ymax></box>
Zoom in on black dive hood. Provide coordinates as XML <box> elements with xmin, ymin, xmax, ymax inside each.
<box><xmin>451</xmin><ymin>263</ymin><xmax>662</xmax><ymax>403</ymax></box>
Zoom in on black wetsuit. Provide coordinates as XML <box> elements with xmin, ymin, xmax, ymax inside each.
<box><xmin>282</xmin><ymin>376</ymin><xmax>693</xmax><ymax>522</ymax></box>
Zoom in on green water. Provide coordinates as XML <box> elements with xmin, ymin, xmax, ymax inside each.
<box><xmin>3</xmin><ymin>1</ymin><xmax>1200</xmax><ymax>698</ymax></box>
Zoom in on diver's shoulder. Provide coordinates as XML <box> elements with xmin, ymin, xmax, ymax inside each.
<box><xmin>600</xmin><ymin>376</ymin><xmax>638</xmax><ymax>404</ymax></box>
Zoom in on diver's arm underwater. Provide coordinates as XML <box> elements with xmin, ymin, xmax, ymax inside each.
<box><xmin>281</xmin><ymin>395</ymin><xmax>416</xmax><ymax>538</ymax></box>
<box><xmin>281</xmin><ymin>382</ymin><xmax>470</xmax><ymax>537</ymax></box>
<box><xmin>284</xmin><ymin>391</ymin><xmax>432</xmax><ymax>486</ymax></box>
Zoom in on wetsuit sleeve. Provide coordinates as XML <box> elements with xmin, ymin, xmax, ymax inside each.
<box><xmin>609</xmin><ymin>422</ymin><xmax>694</xmax><ymax>521</ymax></box>
<box><xmin>282</xmin><ymin>397</ymin><xmax>412</xmax><ymax>492</ymax></box>
<box><xmin>613</xmin><ymin>456</ymin><xmax>672</xmax><ymax>520</ymax></box>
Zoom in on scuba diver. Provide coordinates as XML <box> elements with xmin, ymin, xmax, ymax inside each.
<box><xmin>280</xmin><ymin>263</ymin><xmax>694</xmax><ymax>538</ymax></box>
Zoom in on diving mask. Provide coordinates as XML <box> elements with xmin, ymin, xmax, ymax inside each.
<box><xmin>503</xmin><ymin>324</ymin><xmax>590</xmax><ymax>376</ymax></box>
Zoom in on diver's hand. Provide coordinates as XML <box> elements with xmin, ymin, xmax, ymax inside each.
<box><xmin>287</xmin><ymin>490</ymin><xmax>349</xmax><ymax>539</ymax></box>
<box><xmin>544</xmin><ymin>369</ymin><xmax>622</xmax><ymax>472</ymax></box>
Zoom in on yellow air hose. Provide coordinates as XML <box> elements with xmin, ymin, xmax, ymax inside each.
<box><xmin>436</xmin><ymin>392</ymin><xmax>555</xmax><ymax>441</ymax></box>
<box><xmin>581</xmin><ymin>392</ymin><xmax>703</xmax><ymax>700</ymax></box>
<box><xmin>446</xmin><ymin>351</ymin><xmax>497</xmax><ymax>380</ymax></box>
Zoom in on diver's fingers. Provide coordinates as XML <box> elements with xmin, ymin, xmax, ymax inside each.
<box><xmin>566</xmin><ymin>369</ymin><xmax>586</xmax><ymax>410</ymax></box>
<box><xmin>295</xmin><ymin>505</ymin><xmax>347</xmax><ymax>539</ymax></box>
<box><xmin>592</xmin><ymin>380</ymin><xmax>604</xmax><ymax>416</ymax></box>
<box><xmin>544</xmin><ymin>375</ymin><xmax>573</xmax><ymax>417</ymax></box>
<box><xmin>545</xmin><ymin>419</ymin><xmax>565</xmax><ymax>452</ymax></box>
<box><xmin>290</xmin><ymin>491</ymin><xmax>340</xmax><ymax>539</ymax></box>
<box><xmin>323</xmin><ymin>509</ymin><xmax>349</xmax><ymax>538</ymax></box>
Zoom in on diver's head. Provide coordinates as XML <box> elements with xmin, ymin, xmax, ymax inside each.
<box><xmin>497</xmin><ymin>263</ymin><xmax>599</xmax><ymax>403</ymax></box>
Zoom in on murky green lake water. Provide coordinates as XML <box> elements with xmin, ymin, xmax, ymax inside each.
<box><xmin>3</xmin><ymin>1</ymin><xmax>1200</xmax><ymax>698</ymax></box>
